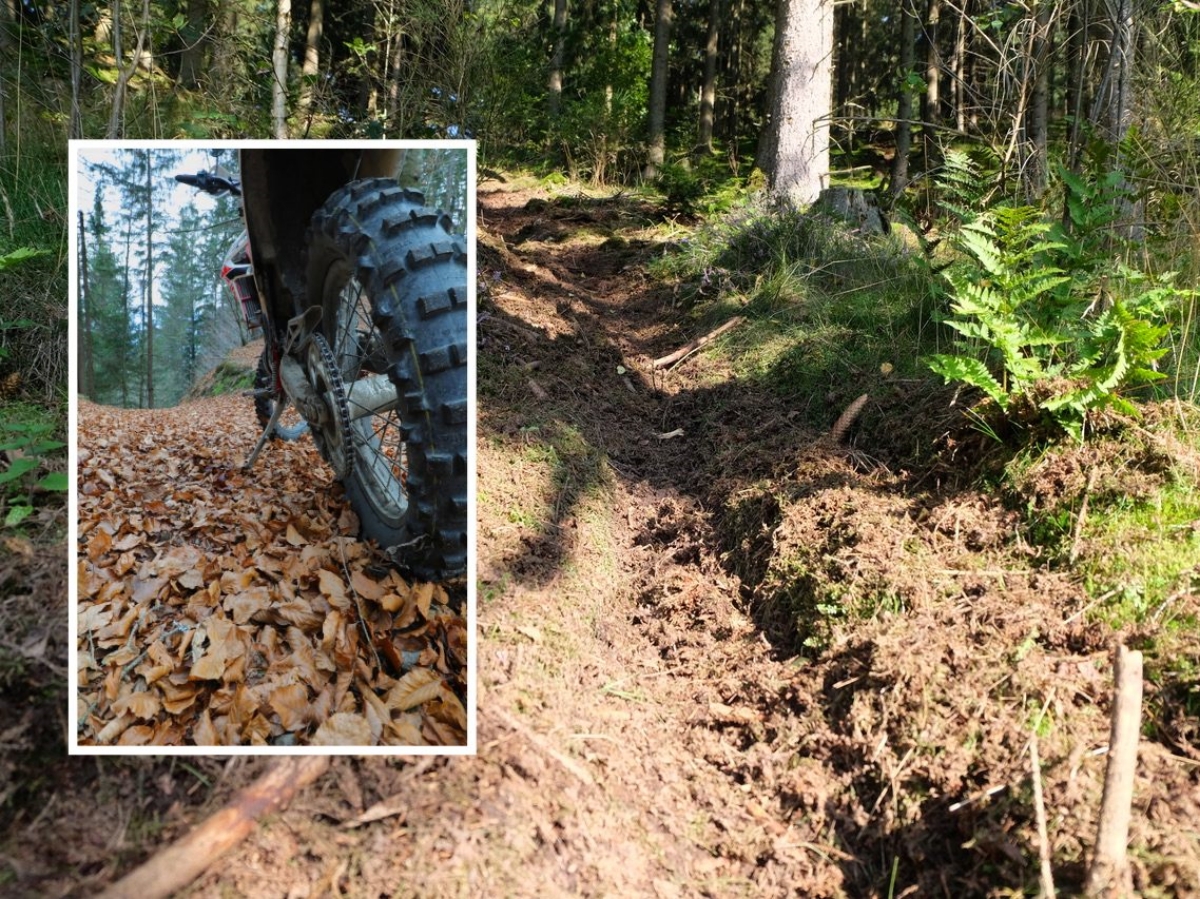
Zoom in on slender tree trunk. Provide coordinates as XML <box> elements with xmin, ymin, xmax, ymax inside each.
<box><xmin>272</xmin><ymin>0</ymin><xmax>291</xmax><ymax>139</ymax></box>
<box><xmin>1096</xmin><ymin>0</ymin><xmax>1140</xmax><ymax>239</ymax></box>
<box><xmin>144</xmin><ymin>154</ymin><xmax>155</xmax><ymax>410</ymax></box>
<box><xmin>834</xmin><ymin>1</ymin><xmax>856</xmax><ymax>149</ymax></box>
<box><xmin>757</xmin><ymin>0</ymin><xmax>834</xmax><ymax>205</ymax></box>
<box><xmin>951</xmin><ymin>0</ymin><xmax>966</xmax><ymax>132</ymax></box>
<box><xmin>921</xmin><ymin>0</ymin><xmax>942</xmax><ymax>179</ymax></box>
<box><xmin>0</xmin><ymin>0</ymin><xmax>8</xmax><ymax>155</ymax></box>
<box><xmin>106</xmin><ymin>0</ymin><xmax>151</xmax><ymax>138</ymax></box>
<box><xmin>298</xmin><ymin>0</ymin><xmax>322</xmax><ymax>113</ymax></box>
<box><xmin>1025</xmin><ymin>1</ymin><xmax>1052</xmax><ymax>199</ymax></box>
<box><xmin>548</xmin><ymin>0</ymin><xmax>567</xmax><ymax>120</ymax></box>
<box><xmin>924</xmin><ymin>0</ymin><xmax>940</xmax><ymax>126</ymax></box>
<box><xmin>121</xmin><ymin>214</ymin><xmax>133</xmax><ymax>407</ymax></box>
<box><xmin>69</xmin><ymin>0</ymin><xmax>83</xmax><ymax>139</ymax></box>
<box><xmin>178</xmin><ymin>0</ymin><xmax>209</xmax><ymax>90</ymax></box>
<box><xmin>644</xmin><ymin>0</ymin><xmax>673</xmax><ymax>179</ymax></box>
<box><xmin>696</xmin><ymin>0</ymin><xmax>720</xmax><ymax>154</ymax></box>
<box><xmin>891</xmin><ymin>0</ymin><xmax>917</xmax><ymax>196</ymax></box>
<box><xmin>79</xmin><ymin>210</ymin><xmax>95</xmax><ymax>398</ymax></box>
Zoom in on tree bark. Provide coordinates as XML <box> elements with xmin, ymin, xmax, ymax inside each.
<box><xmin>645</xmin><ymin>0</ymin><xmax>673</xmax><ymax>179</ymax></box>
<box><xmin>106</xmin><ymin>0</ymin><xmax>153</xmax><ymax>139</ymax></box>
<box><xmin>1024</xmin><ymin>1</ymin><xmax>1052</xmax><ymax>199</ymax></box>
<box><xmin>923</xmin><ymin>0</ymin><xmax>941</xmax><ymax>127</ymax></box>
<box><xmin>144</xmin><ymin>153</ymin><xmax>155</xmax><ymax>410</ymax></box>
<box><xmin>696</xmin><ymin>0</ymin><xmax>720</xmax><ymax>154</ymax></box>
<box><xmin>298</xmin><ymin>0</ymin><xmax>322</xmax><ymax>113</ymax></box>
<box><xmin>951</xmin><ymin>0</ymin><xmax>966</xmax><ymax>132</ymax></box>
<box><xmin>548</xmin><ymin>0</ymin><xmax>567</xmax><ymax>120</ymax></box>
<box><xmin>79</xmin><ymin>210</ymin><xmax>94</xmax><ymax>398</ymax></box>
<box><xmin>177</xmin><ymin>0</ymin><xmax>210</xmax><ymax>90</ymax></box>
<box><xmin>1085</xmin><ymin>643</ymin><xmax>1143</xmax><ymax>898</ymax></box>
<box><xmin>890</xmin><ymin>0</ymin><xmax>917</xmax><ymax>197</ymax></box>
<box><xmin>757</xmin><ymin>0</ymin><xmax>833</xmax><ymax>205</ymax></box>
<box><xmin>69</xmin><ymin>0</ymin><xmax>83</xmax><ymax>139</ymax></box>
<box><xmin>272</xmin><ymin>0</ymin><xmax>292</xmax><ymax>139</ymax></box>
<box><xmin>97</xmin><ymin>757</ymin><xmax>331</xmax><ymax>899</ymax></box>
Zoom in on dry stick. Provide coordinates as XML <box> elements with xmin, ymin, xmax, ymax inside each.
<box><xmin>1085</xmin><ymin>643</ymin><xmax>1144</xmax><ymax>898</ymax></box>
<box><xmin>651</xmin><ymin>316</ymin><xmax>746</xmax><ymax>369</ymax></box>
<box><xmin>1030</xmin><ymin>733</ymin><xmax>1057</xmax><ymax>899</ymax></box>
<box><xmin>1069</xmin><ymin>467</ymin><xmax>1098</xmax><ymax>565</ymax></box>
<box><xmin>97</xmin><ymin>756</ymin><xmax>332</xmax><ymax>899</ymax></box>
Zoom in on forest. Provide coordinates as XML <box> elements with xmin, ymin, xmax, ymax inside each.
<box><xmin>76</xmin><ymin>145</ymin><xmax>470</xmax><ymax>408</ymax></box>
<box><xmin>1</xmin><ymin>0</ymin><xmax>1200</xmax><ymax>896</ymax></box>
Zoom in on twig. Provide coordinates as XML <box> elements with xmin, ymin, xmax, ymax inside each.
<box><xmin>1031</xmin><ymin>733</ymin><xmax>1057</xmax><ymax>898</ymax></box>
<box><xmin>651</xmin><ymin>316</ymin><xmax>746</xmax><ymax>370</ymax></box>
<box><xmin>97</xmin><ymin>756</ymin><xmax>331</xmax><ymax>899</ymax></box>
<box><xmin>1085</xmin><ymin>643</ymin><xmax>1143</xmax><ymax>898</ymax></box>
<box><xmin>1069</xmin><ymin>467</ymin><xmax>1098</xmax><ymax>565</ymax></box>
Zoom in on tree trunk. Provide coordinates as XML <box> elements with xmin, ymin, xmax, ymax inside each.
<box><xmin>298</xmin><ymin>0</ymin><xmax>322</xmax><ymax>113</ymax></box>
<box><xmin>890</xmin><ymin>0</ymin><xmax>917</xmax><ymax>197</ymax></box>
<box><xmin>548</xmin><ymin>0</ymin><xmax>567</xmax><ymax>120</ymax></box>
<box><xmin>144</xmin><ymin>153</ymin><xmax>155</xmax><ymax>410</ymax></box>
<box><xmin>1094</xmin><ymin>0</ymin><xmax>1141</xmax><ymax>240</ymax></box>
<box><xmin>177</xmin><ymin>0</ymin><xmax>210</xmax><ymax>90</ymax></box>
<box><xmin>0</xmin><ymin>0</ymin><xmax>8</xmax><ymax>154</ymax></box>
<box><xmin>106</xmin><ymin>0</ymin><xmax>152</xmax><ymax>138</ymax></box>
<box><xmin>1024</xmin><ymin>1</ymin><xmax>1052</xmax><ymax>199</ymax></box>
<box><xmin>696</xmin><ymin>0</ymin><xmax>720</xmax><ymax>154</ymax></box>
<box><xmin>69</xmin><ymin>0</ymin><xmax>83</xmax><ymax>139</ymax></box>
<box><xmin>644</xmin><ymin>0</ymin><xmax>673</xmax><ymax>179</ymax></box>
<box><xmin>757</xmin><ymin>0</ymin><xmax>833</xmax><ymax>205</ymax></box>
<box><xmin>951</xmin><ymin>1</ymin><xmax>965</xmax><ymax>132</ymax></box>
<box><xmin>79</xmin><ymin>210</ymin><xmax>95</xmax><ymax>398</ymax></box>
<box><xmin>272</xmin><ymin>0</ymin><xmax>291</xmax><ymax>139</ymax></box>
<box><xmin>923</xmin><ymin>0</ymin><xmax>940</xmax><ymax>127</ymax></box>
<box><xmin>921</xmin><ymin>0</ymin><xmax>942</xmax><ymax>181</ymax></box>
<box><xmin>1065</xmin><ymin>1</ymin><xmax>1087</xmax><ymax>170</ymax></box>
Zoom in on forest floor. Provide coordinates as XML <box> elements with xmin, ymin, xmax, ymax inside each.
<box><xmin>3</xmin><ymin>178</ymin><xmax>1199</xmax><ymax>897</ymax></box>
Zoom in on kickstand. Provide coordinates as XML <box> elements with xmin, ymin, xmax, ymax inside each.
<box><xmin>243</xmin><ymin>398</ymin><xmax>288</xmax><ymax>471</ymax></box>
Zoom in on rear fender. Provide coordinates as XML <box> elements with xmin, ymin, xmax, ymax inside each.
<box><xmin>238</xmin><ymin>148</ymin><xmax>405</xmax><ymax>330</ymax></box>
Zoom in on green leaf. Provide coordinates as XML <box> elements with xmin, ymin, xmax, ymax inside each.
<box><xmin>0</xmin><ymin>247</ymin><xmax>47</xmax><ymax>272</ymax></box>
<box><xmin>38</xmin><ymin>471</ymin><xmax>68</xmax><ymax>491</ymax></box>
<box><xmin>4</xmin><ymin>505</ymin><xmax>33</xmax><ymax>527</ymax></box>
<box><xmin>0</xmin><ymin>458</ymin><xmax>39</xmax><ymax>484</ymax></box>
<box><xmin>927</xmin><ymin>354</ymin><xmax>1008</xmax><ymax>407</ymax></box>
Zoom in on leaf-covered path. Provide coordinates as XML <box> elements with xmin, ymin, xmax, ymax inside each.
<box><xmin>76</xmin><ymin>391</ymin><xmax>467</xmax><ymax>748</ymax></box>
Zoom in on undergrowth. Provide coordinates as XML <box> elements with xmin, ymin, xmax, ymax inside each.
<box><xmin>655</xmin><ymin>158</ymin><xmax>1200</xmax><ymax>682</ymax></box>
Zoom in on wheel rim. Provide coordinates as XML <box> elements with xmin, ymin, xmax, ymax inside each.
<box><xmin>326</xmin><ymin>271</ymin><xmax>409</xmax><ymax>525</ymax></box>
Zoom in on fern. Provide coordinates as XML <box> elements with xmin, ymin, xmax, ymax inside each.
<box><xmin>926</xmin><ymin>189</ymin><xmax>1179</xmax><ymax>441</ymax></box>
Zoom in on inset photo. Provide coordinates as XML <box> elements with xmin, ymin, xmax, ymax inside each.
<box><xmin>69</xmin><ymin>141</ymin><xmax>475</xmax><ymax>752</ymax></box>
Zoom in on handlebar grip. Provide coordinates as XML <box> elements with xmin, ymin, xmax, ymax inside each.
<box><xmin>174</xmin><ymin>173</ymin><xmax>205</xmax><ymax>188</ymax></box>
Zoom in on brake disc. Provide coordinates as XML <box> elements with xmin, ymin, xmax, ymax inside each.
<box><xmin>305</xmin><ymin>332</ymin><xmax>355</xmax><ymax>479</ymax></box>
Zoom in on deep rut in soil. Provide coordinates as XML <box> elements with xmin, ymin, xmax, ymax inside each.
<box><xmin>28</xmin><ymin>181</ymin><xmax>1198</xmax><ymax>898</ymax></box>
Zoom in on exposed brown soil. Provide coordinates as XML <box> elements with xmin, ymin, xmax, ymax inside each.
<box><xmin>2</xmin><ymin>179</ymin><xmax>1198</xmax><ymax>898</ymax></box>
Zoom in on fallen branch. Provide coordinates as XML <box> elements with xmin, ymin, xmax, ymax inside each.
<box><xmin>1069</xmin><ymin>467</ymin><xmax>1098</xmax><ymax>565</ymax></box>
<box><xmin>1085</xmin><ymin>643</ymin><xmax>1143</xmax><ymax>898</ymax></box>
<box><xmin>651</xmin><ymin>316</ymin><xmax>746</xmax><ymax>370</ymax></box>
<box><xmin>1031</xmin><ymin>733</ymin><xmax>1057</xmax><ymax>899</ymax></box>
<box><xmin>98</xmin><ymin>755</ymin><xmax>332</xmax><ymax>899</ymax></box>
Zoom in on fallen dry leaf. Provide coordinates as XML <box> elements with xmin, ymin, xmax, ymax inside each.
<box><xmin>75</xmin><ymin>395</ymin><xmax>469</xmax><ymax>748</ymax></box>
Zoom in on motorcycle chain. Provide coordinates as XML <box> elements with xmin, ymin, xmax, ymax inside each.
<box><xmin>306</xmin><ymin>331</ymin><xmax>356</xmax><ymax>480</ymax></box>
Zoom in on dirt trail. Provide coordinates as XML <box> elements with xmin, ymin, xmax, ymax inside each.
<box><xmin>8</xmin><ymin>180</ymin><xmax>1199</xmax><ymax>897</ymax></box>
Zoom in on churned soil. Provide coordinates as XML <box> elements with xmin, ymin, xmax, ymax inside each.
<box><xmin>1</xmin><ymin>178</ymin><xmax>1197</xmax><ymax>898</ymax></box>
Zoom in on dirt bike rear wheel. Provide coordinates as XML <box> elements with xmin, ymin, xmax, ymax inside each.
<box><xmin>305</xmin><ymin>179</ymin><xmax>468</xmax><ymax>580</ymax></box>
